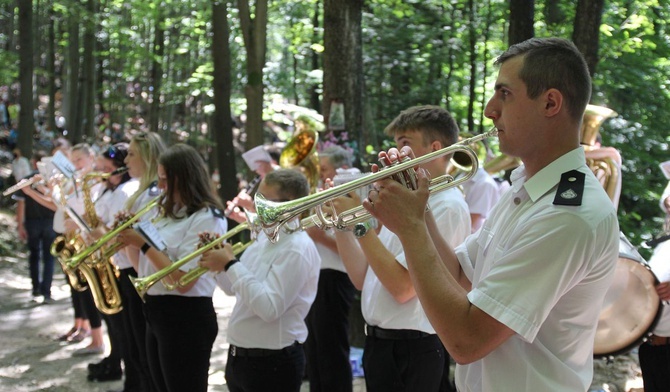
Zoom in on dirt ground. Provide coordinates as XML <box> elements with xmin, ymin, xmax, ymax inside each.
<box><xmin>0</xmin><ymin>208</ymin><xmax>646</xmax><ymax>392</ymax></box>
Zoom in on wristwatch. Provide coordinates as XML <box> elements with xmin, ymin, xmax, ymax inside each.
<box><xmin>353</xmin><ymin>221</ymin><xmax>373</xmax><ymax>239</ymax></box>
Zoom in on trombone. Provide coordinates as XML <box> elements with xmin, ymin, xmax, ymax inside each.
<box><xmin>130</xmin><ymin>222</ymin><xmax>253</xmax><ymax>301</ymax></box>
<box><xmin>255</xmin><ymin>128</ymin><xmax>498</xmax><ymax>242</ymax></box>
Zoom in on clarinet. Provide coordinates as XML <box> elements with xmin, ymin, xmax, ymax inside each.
<box><xmin>224</xmin><ymin>175</ymin><xmax>262</xmax><ymax>217</ymax></box>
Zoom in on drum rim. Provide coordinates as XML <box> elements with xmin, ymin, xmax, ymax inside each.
<box><xmin>593</xmin><ymin>257</ymin><xmax>662</xmax><ymax>358</ymax></box>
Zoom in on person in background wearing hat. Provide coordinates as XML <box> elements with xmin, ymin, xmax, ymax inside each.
<box><xmin>226</xmin><ymin>144</ymin><xmax>280</xmax><ymax>223</ymax></box>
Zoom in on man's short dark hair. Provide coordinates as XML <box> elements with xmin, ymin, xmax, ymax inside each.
<box><xmin>384</xmin><ymin>105</ymin><xmax>459</xmax><ymax>148</ymax></box>
<box><xmin>264</xmin><ymin>168</ymin><xmax>310</xmax><ymax>201</ymax></box>
<box><xmin>496</xmin><ymin>37</ymin><xmax>591</xmax><ymax>122</ymax></box>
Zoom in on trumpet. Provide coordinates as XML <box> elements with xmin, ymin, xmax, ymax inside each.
<box><xmin>62</xmin><ymin>196</ymin><xmax>162</xmax><ymax>270</ymax></box>
<box><xmin>255</xmin><ymin>128</ymin><xmax>498</xmax><ymax>242</ymax></box>
<box><xmin>130</xmin><ymin>222</ymin><xmax>253</xmax><ymax>301</ymax></box>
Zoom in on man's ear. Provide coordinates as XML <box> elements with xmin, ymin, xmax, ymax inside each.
<box><xmin>543</xmin><ymin>88</ymin><xmax>563</xmax><ymax>117</ymax></box>
<box><xmin>431</xmin><ymin>140</ymin><xmax>443</xmax><ymax>152</ymax></box>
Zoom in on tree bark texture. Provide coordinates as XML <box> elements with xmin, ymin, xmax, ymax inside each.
<box><xmin>211</xmin><ymin>0</ymin><xmax>237</xmax><ymax>205</ymax></box>
<box><xmin>17</xmin><ymin>0</ymin><xmax>34</xmax><ymax>157</ymax></box>
<box><xmin>508</xmin><ymin>0</ymin><xmax>534</xmax><ymax>45</ymax></box>
<box><xmin>572</xmin><ymin>0</ymin><xmax>605</xmax><ymax>76</ymax></box>
<box><xmin>323</xmin><ymin>0</ymin><xmax>364</xmax><ymax>159</ymax></box>
<box><xmin>237</xmin><ymin>0</ymin><xmax>268</xmax><ymax>151</ymax></box>
<box><xmin>150</xmin><ymin>11</ymin><xmax>165</xmax><ymax>137</ymax></box>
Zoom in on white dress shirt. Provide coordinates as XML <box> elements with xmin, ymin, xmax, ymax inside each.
<box><xmin>216</xmin><ymin>230</ymin><xmax>320</xmax><ymax>350</ymax></box>
<box><xmin>455</xmin><ymin>147</ymin><xmax>619</xmax><ymax>392</ymax></box>
<box><xmin>139</xmin><ymin>206</ymin><xmax>227</xmax><ymax>297</ymax></box>
<box><xmin>94</xmin><ymin>179</ymin><xmax>139</xmax><ymax>269</ymax></box>
<box><xmin>362</xmin><ymin>187</ymin><xmax>470</xmax><ymax>332</ymax></box>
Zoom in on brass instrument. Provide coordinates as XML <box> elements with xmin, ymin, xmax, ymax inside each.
<box><xmin>52</xmin><ymin>169</ymin><xmax>129</xmax><ymax>314</ymax></box>
<box><xmin>62</xmin><ymin>196</ymin><xmax>161</xmax><ymax>270</ymax></box>
<box><xmin>163</xmin><ymin>235</ymin><xmax>254</xmax><ymax>291</ymax></box>
<box><xmin>280</xmin><ymin>124</ymin><xmax>320</xmax><ymax>191</ymax></box>
<box><xmin>581</xmin><ymin>104</ymin><xmax>621</xmax><ymax>207</ymax></box>
<box><xmin>130</xmin><ymin>222</ymin><xmax>253</xmax><ymax>301</ymax></box>
<box><xmin>256</xmin><ymin>128</ymin><xmax>498</xmax><ymax>242</ymax></box>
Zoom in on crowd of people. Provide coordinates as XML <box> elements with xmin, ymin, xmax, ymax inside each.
<box><xmin>2</xmin><ymin>37</ymin><xmax>669</xmax><ymax>392</ymax></box>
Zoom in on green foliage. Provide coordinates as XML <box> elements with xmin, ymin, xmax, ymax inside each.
<box><xmin>3</xmin><ymin>0</ymin><xmax>670</xmax><ymax>255</ymax></box>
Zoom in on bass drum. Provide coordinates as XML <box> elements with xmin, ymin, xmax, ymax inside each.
<box><xmin>593</xmin><ymin>234</ymin><xmax>661</xmax><ymax>358</ymax></box>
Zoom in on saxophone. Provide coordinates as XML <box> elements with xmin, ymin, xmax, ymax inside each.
<box><xmin>51</xmin><ymin>170</ymin><xmax>125</xmax><ymax>315</ymax></box>
<box><xmin>78</xmin><ymin>171</ymin><xmax>124</xmax><ymax>315</ymax></box>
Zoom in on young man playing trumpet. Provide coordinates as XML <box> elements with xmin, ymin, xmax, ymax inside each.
<box><xmin>331</xmin><ymin>105</ymin><xmax>471</xmax><ymax>392</ymax></box>
<box><xmin>199</xmin><ymin>168</ymin><xmax>321</xmax><ymax>392</ymax></box>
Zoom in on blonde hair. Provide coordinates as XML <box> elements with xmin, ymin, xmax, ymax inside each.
<box><xmin>125</xmin><ymin>132</ymin><xmax>166</xmax><ymax>210</ymax></box>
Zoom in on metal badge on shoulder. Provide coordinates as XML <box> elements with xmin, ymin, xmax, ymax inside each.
<box><xmin>553</xmin><ymin>170</ymin><xmax>585</xmax><ymax>206</ymax></box>
<box><xmin>148</xmin><ymin>181</ymin><xmax>161</xmax><ymax>197</ymax></box>
<box><xmin>210</xmin><ymin>206</ymin><xmax>225</xmax><ymax>219</ymax></box>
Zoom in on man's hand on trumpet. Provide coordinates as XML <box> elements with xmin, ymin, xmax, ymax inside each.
<box><xmin>363</xmin><ymin>146</ymin><xmax>432</xmax><ymax>238</ymax></box>
<box><xmin>198</xmin><ymin>242</ymin><xmax>236</xmax><ymax>273</ymax></box>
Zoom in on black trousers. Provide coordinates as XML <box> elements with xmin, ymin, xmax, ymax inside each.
<box><xmin>305</xmin><ymin>269</ymin><xmax>356</xmax><ymax>392</ymax></box>
<box><xmin>225</xmin><ymin>342</ymin><xmax>305</xmax><ymax>392</ymax></box>
<box><xmin>25</xmin><ymin>218</ymin><xmax>56</xmax><ymax>298</ymax></box>
<box><xmin>363</xmin><ymin>333</ymin><xmax>445</xmax><ymax>392</ymax></box>
<box><xmin>639</xmin><ymin>340</ymin><xmax>670</xmax><ymax>392</ymax></box>
<box><xmin>144</xmin><ymin>295</ymin><xmax>217</xmax><ymax>392</ymax></box>
<box><xmin>119</xmin><ymin>267</ymin><xmax>153</xmax><ymax>392</ymax></box>
<box><xmin>80</xmin><ymin>281</ymin><xmax>102</xmax><ymax>328</ymax></box>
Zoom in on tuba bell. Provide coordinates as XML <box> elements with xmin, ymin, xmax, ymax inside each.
<box><xmin>279</xmin><ymin>117</ymin><xmax>320</xmax><ymax>191</ymax></box>
<box><xmin>581</xmin><ymin>104</ymin><xmax>621</xmax><ymax>207</ymax></box>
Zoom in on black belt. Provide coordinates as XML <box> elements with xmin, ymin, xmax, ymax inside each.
<box><xmin>365</xmin><ymin>324</ymin><xmax>432</xmax><ymax>340</ymax></box>
<box><xmin>229</xmin><ymin>341</ymin><xmax>301</xmax><ymax>357</ymax></box>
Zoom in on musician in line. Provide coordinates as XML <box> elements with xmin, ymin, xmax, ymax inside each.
<box><xmin>363</xmin><ymin>38</ymin><xmax>619</xmax><ymax>391</ymax></box>
<box><xmin>639</xmin><ymin>179</ymin><xmax>670</xmax><ymax>391</ymax></box>
<box><xmin>23</xmin><ymin>143</ymin><xmax>107</xmax><ymax>354</ymax></box>
<box><xmin>117</xmin><ymin>143</ymin><xmax>226</xmax><ymax>392</ymax></box>
<box><xmin>304</xmin><ymin>145</ymin><xmax>359</xmax><ymax>392</ymax></box>
<box><xmin>226</xmin><ymin>144</ymin><xmax>279</xmax><ymax>223</ymax></box>
<box><xmin>86</xmin><ymin>143</ymin><xmax>140</xmax><ymax>383</ymax></box>
<box><xmin>13</xmin><ymin>150</ymin><xmax>57</xmax><ymax>304</ymax></box>
<box><xmin>199</xmin><ymin>168</ymin><xmax>321</xmax><ymax>392</ymax></box>
<box><xmin>331</xmin><ymin>106</ymin><xmax>470</xmax><ymax>392</ymax></box>
<box><xmin>119</xmin><ymin>130</ymin><xmax>166</xmax><ymax>392</ymax></box>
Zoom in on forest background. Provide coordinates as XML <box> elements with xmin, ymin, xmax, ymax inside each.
<box><xmin>1</xmin><ymin>0</ymin><xmax>669</xmax><ymax>257</ymax></box>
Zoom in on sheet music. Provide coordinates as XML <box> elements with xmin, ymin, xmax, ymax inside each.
<box><xmin>51</xmin><ymin>151</ymin><xmax>76</xmax><ymax>179</ymax></box>
<box><xmin>135</xmin><ymin>220</ymin><xmax>167</xmax><ymax>252</ymax></box>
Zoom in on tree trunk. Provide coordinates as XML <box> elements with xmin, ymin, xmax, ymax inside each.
<box><xmin>149</xmin><ymin>12</ymin><xmax>165</xmax><ymax>136</ymax></box>
<box><xmin>211</xmin><ymin>0</ymin><xmax>236</xmax><ymax>205</ymax></box>
<box><xmin>323</xmin><ymin>0</ymin><xmax>364</xmax><ymax>158</ymax></box>
<box><xmin>309</xmin><ymin>0</ymin><xmax>321</xmax><ymax>112</ymax></box>
<box><xmin>508</xmin><ymin>0</ymin><xmax>534</xmax><ymax>45</ymax></box>
<box><xmin>77</xmin><ymin>0</ymin><xmax>96</xmax><ymax>142</ymax></box>
<box><xmin>47</xmin><ymin>3</ymin><xmax>57</xmax><ymax>134</ymax></box>
<box><xmin>237</xmin><ymin>0</ymin><xmax>268</xmax><ymax>151</ymax></box>
<box><xmin>17</xmin><ymin>0</ymin><xmax>34</xmax><ymax>158</ymax></box>
<box><xmin>66</xmin><ymin>6</ymin><xmax>81</xmax><ymax>142</ymax></box>
<box><xmin>467</xmin><ymin>0</ymin><xmax>477</xmax><ymax>133</ymax></box>
<box><xmin>572</xmin><ymin>0</ymin><xmax>605</xmax><ymax>77</ymax></box>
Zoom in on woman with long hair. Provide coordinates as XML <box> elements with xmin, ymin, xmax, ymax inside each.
<box><xmin>117</xmin><ymin>143</ymin><xmax>226</xmax><ymax>392</ymax></box>
<box><xmin>120</xmin><ymin>131</ymin><xmax>166</xmax><ymax>392</ymax></box>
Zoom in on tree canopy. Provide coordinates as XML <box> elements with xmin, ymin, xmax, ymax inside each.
<box><xmin>1</xmin><ymin>0</ymin><xmax>668</xmax><ymax>253</ymax></box>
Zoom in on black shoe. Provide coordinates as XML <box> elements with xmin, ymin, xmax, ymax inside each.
<box><xmin>88</xmin><ymin>366</ymin><xmax>122</xmax><ymax>382</ymax></box>
<box><xmin>88</xmin><ymin>357</ymin><xmax>109</xmax><ymax>373</ymax></box>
